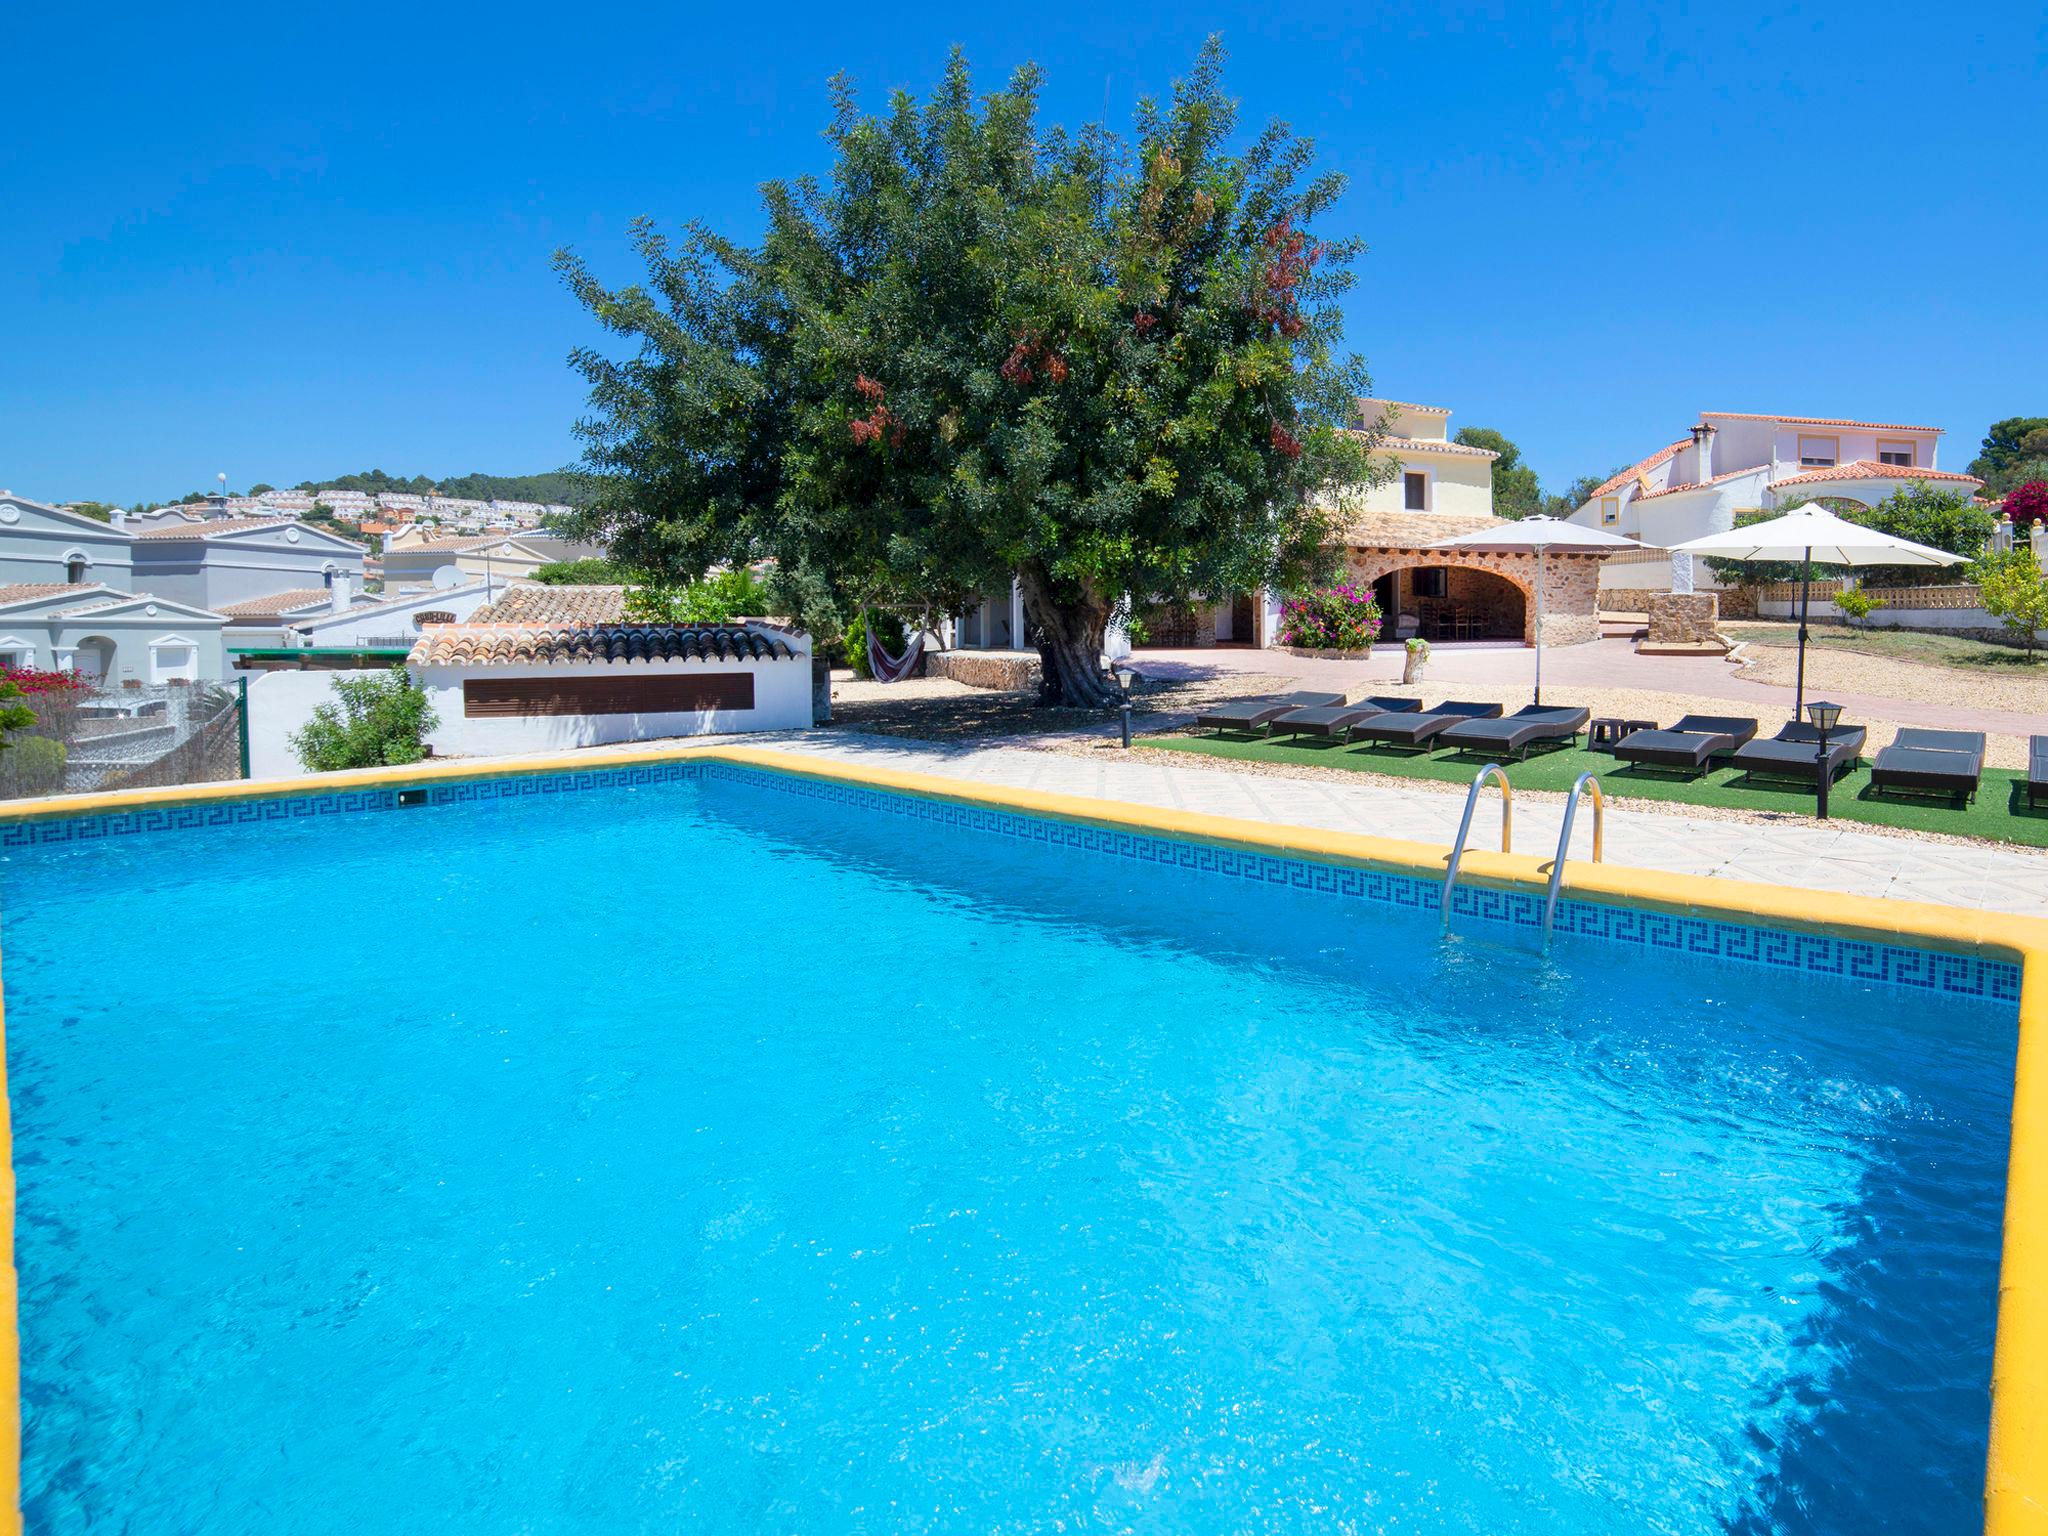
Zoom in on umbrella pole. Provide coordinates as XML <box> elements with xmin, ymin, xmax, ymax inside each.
<box><xmin>1533</xmin><ymin>544</ymin><xmax>1544</xmax><ymax>706</ymax></box>
<box><xmin>1793</xmin><ymin>547</ymin><xmax>1811</xmax><ymax>724</ymax></box>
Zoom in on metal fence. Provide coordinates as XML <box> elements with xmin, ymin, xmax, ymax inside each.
<box><xmin>1</xmin><ymin>681</ymin><xmax>245</xmax><ymax>799</ymax></box>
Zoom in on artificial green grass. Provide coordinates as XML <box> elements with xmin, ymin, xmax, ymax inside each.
<box><xmin>1142</xmin><ymin>731</ymin><xmax>2048</xmax><ymax>848</ymax></box>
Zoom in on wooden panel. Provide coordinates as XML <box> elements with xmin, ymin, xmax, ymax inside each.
<box><xmin>463</xmin><ymin>672</ymin><xmax>755</xmax><ymax>719</ymax></box>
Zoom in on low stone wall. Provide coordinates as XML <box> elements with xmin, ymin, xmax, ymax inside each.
<box><xmin>928</xmin><ymin>648</ymin><xmax>1041</xmax><ymax>692</ymax></box>
<box><xmin>1645</xmin><ymin>592</ymin><xmax>1720</xmax><ymax>644</ymax></box>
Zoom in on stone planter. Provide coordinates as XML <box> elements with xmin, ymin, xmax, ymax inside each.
<box><xmin>1282</xmin><ymin>645</ymin><xmax>1374</xmax><ymax>661</ymax></box>
<box><xmin>1402</xmin><ymin>652</ymin><xmax>1427</xmax><ymax>685</ymax></box>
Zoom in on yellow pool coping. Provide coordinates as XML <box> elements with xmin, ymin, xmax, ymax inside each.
<box><xmin>0</xmin><ymin>740</ymin><xmax>2044</xmax><ymax>1533</ymax></box>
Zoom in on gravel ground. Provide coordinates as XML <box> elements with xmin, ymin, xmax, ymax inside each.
<box><xmin>1733</xmin><ymin>640</ymin><xmax>2048</xmax><ymax>744</ymax></box>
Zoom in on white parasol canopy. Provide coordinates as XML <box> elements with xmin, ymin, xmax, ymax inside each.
<box><xmin>1671</xmin><ymin>506</ymin><xmax>1963</xmax><ymax>718</ymax></box>
<box><xmin>1428</xmin><ymin>517</ymin><xmax>1655</xmax><ymax>703</ymax></box>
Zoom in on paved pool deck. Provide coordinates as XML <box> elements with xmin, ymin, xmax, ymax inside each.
<box><xmin>775</xmin><ymin>732</ymin><xmax>2048</xmax><ymax>921</ymax></box>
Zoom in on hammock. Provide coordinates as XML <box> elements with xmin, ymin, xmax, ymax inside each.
<box><xmin>864</xmin><ymin>612</ymin><xmax>926</xmax><ymax>684</ymax></box>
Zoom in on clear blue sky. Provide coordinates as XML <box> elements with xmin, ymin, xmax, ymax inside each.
<box><xmin>6</xmin><ymin>0</ymin><xmax>2042</xmax><ymax>506</ymax></box>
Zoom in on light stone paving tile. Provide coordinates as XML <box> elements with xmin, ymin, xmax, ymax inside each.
<box><xmin>786</xmin><ymin>739</ymin><xmax>2043</xmax><ymax>916</ymax></box>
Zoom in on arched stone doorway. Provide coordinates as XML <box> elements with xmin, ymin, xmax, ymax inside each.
<box><xmin>1351</xmin><ymin>558</ymin><xmax>1531</xmax><ymax>643</ymax></box>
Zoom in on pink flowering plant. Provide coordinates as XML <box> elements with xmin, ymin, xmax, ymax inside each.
<box><xmin>1</xmin><ymin>665</ymin><xmax>89</xmax><ymax>697</ymax></box>
<box><xmin>1275</xmin><ymin>584</ymin><xmax>1382</xmax><ymax>650</ymax></box>
<box><xmin>2005</xmin><ymin>479</ymin><xmax>2048</xmax><ymax>528</ymax></box>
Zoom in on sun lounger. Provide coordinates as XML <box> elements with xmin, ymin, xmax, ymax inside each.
<box><xmin>1346</xmin><ymin>700</ymin><xmax>1502</xmax><ymax>752</ymax></box>
<box><xmin>1269</xmin><ymin>696</ymin><xmax>1422</xmax><ymax>741</ymax></box>
<box><xmin>2031</xmin><ymin>736</ymin><xmax>2048</xmax><ymax>810</ymax></box>
<box><xmin>1437</xmin><ymin>704</ymin><xmax>1591</xmax><ymax>760</ymax></box>
<box><xmin>1869</xmin><ymin>727</ymin><xmax>1986</xmax><ymax>805</ymax></box>
<box><xmin>1729</xmin><ymin>721</ymin><xmax>1867</xmax><ymax>786</ymax></box>
<box><xmin>1610</xmin><ymin>714</ymin><xmax>1760</xmax><ymax>776</ymax></box>
<box><xmin>1193</xmin><ymin>691</ymin><xmax>1347</xmax><ymax>736</ymax></box>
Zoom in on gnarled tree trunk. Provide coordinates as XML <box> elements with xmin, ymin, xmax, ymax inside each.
<box><xmin>1016</xmin><ymin>563</ymin><xmax>1121</xmax><ymax>708</ymax></box>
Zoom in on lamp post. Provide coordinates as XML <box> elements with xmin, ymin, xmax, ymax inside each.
<box><xmin>1111</xmin><ymin>663</ymin><xmax>1138</xmax><ymax>748</ymax></box>
<box><xmin>1807</xmin><ymin>699</ymin><xmax>1843</xmax><ymax>820</ymax></box>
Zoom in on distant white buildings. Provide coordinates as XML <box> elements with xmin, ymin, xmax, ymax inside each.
<box><xmin>1568</xmin><ymin>412</ymin><xmax>1984</xmax><ymax>550</ymax></box>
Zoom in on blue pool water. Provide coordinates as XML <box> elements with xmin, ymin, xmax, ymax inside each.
<box><xmin>0</xmin><ymin>769</ymin><xmax>2017</xmax><ymax>1534</ymax></box>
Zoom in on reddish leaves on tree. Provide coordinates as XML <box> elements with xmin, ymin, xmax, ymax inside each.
<box><xmin>1001</xmin><ymin>331</ymin><xmax>1069</xmax><ymax>389</ymax></box>
<box><xmin>1270</xmin><ymin>423</ymin><xmax>1303</xmax><ymax>460</ymax></box>
<box><xmin>848</xmin><ymin>374</ymin><xmax>897</xmax><ymax>447</ymax></box>
<box><xmin>1133</xmin><ymin>310</ymin><xmax>1158</xmax><ymax>336</ymax></box>
<box><xmin>1254</xmin><ymin>217</ymin><xmax>1323</xmax><ymax>338</ymax></box>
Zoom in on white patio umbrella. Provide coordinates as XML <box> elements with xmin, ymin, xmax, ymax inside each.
<box><xmin>1670</xmin><ymin>506</ymin><xmax>1963</xmax><ymax>721</ymax></box>
<box><xmin>1427</xmin><ymin>517</ymin><xmax>1655</xmax><ymax>704</ymax></box>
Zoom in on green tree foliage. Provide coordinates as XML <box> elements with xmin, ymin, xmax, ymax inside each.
<box><xmin>247</xmin><ymin>482</ymin><xmax>275</xmax><ymax>496</ymax></box>
<box><xmin>1968</xmin><ymin>417</ymin><xmax>2048</xmax><ymax>493</ymax></box>
<box><xmin>1971</xmin><ymin>550</ymin><xmax>2048</xmax><ymax>656</ymax></box>
<box><xmin>553</xmin><ymin>43</ymin><xmax>1378</xmax><ymax>705</ymax></box>
<box><xmin>624</xmin><ymin>567</ymin><xmax>772</xmax><ymax>623</ymax></box>
<box><xmin>531</xmin><ymin>557</ymin><xmax>638</xmax><ymax>585</ymax></box>
<box><xmin>289</xmin><ymin>667</ymin><xmax>439</xmax><ymax>772</ymax></box>
<box><xmin>0</xmin><ymin>676</ymin><xmax>36</xmax><ymax>749</ymax></box>
<box><xmin>1451</xmin><ymin>427</ymin><xmax>1541</xmax><ymax>519</ymax></box>
<box><xmin>294</xmin><ymin>469</ymin><xmax>592</xmax><ymax>505</ymax></box>
<box><xmin>1705</xmin><ymin>485</ymin><xmax>1991</xmax><ymax>588</ymax></box>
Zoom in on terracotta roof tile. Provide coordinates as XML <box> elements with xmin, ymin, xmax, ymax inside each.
<box><xmin>215</xmin><ymin>588</ymin><xmax>333</xmax><ymax>617</ymax></box>
<box><xmin>1585</xmin><ymin>441</ymin><xmax>1690</xmax><ymax>503</ymax></box>
<box><xmin>407</xmin><ymin>622</ymin><xmax>799</xmax><ymax>667</ymax></box>
<box><xmin>129</xmin><ymin>515</ymin><xmax>296</xmax><ymax>539</ymax></box>
<box><xmin>470</xmin><ymin>584</ymin><xmax>628</xmax><ymax>625</ymax></box>
<box><xmin>1378</xmin><ymin>434</ymin><xmax>1499</xmax><ymax>460</ymax></box>
<box><xmin>1702</xmin><ymin>412</ymin><xmax>1942</xmax><ymax>433</ymax></box>
<box><xmin>1631</xmin><ymin>466</ymin><xmax>1763</xmax><ymax>501</ymax></box>
<box><xmin>1768</xmin><ymin>460</ymin><xmax>1983</xmax><ymax>489</ymax></box>
<box><xmin>0</xmin><ymin>583</ymin><xmax>88</xmax><ymax>606</ymax></box>
<box><xmin>1338</xmin><ymin>508</ymin><xmax>1507</xmax><ymax>545</ymax></box>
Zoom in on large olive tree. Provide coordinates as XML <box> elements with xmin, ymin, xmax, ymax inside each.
<box><xmin>555</xmin><ymin>42</ymin><xmax>1380</xmax><ymax>705</ymax></box>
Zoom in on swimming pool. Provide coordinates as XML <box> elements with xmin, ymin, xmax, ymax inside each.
<box><xmin>0</xmin><ymin>749</ymin><xmax>2043</xmax><ymax>1534</ymax></box>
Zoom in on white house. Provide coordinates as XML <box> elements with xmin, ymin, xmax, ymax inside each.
<box><xmin>128</xmin><ymin>515</ymin><xmax>369</xmax><ymax>610</ymax></box>
<box><xmin>407</xmin><ymin>584</ymin><xmax>815</xmax><ymax>755</ymax></box>
<box><xmin>1571</xmin><ymin>412</ymin><xmax>1984</xmax><ymax>554</ymax></box>
<box><xmin>0</xmin><ymin>492</ymin><xmax>137</xmax><ymax>590</ymax></box>
<box><xmin>0</xmin><ymin>582</ymin><xmax>230</xmax><ymax>684</ymax></box>
<box><xmin>215</xmin><ymin>577</ymin><xmax>498</xmax><ymax>652</ymax></box>
<box><xmin>1346</xmin><ymin>398</ymin><xmax>1498</xmax><ymax>522</ymax></box>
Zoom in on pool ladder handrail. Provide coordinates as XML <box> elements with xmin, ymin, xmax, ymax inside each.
<box><xmin>1541</xmin><ymin>773</ymin><xmax>1605</xmax><ymax>944</ymax></box>
<box><xmin>1440</xmin><ymin>763</ymin><xmax>1512</xmax><ymax>928</ymax></box>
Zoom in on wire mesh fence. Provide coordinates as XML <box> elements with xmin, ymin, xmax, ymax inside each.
<box><xmin>1</xmin><ymin>680</ymin><xmax>245</xmax><ymax>799</ymax></box>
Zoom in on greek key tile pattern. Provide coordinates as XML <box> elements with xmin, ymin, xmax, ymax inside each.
<box><xmin>3</xmin><ymin>759</ymin><xmax>2022</xmax><ymax>1005</ymax></box>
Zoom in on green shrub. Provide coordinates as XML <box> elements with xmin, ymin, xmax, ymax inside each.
<box><xmin>290</xmin><ymin>666</ymin><xmax>439</xmax><ymax>771</ymax></box>
<box><xmin>1830</xmin><ymin>588</ymin><xmax>1886</xmax><ymax>623</ymax></box>
<box><xmin>1972</xmin><ymin>549</ymin><xmax>2048</xmax><ymax>655</ymax></box>
<box><xmin>623</xmin><ymin>567</ymin><xmax>771</xmax><ymax>624</ymax></box>
<box><xmin>1</xmin><ymin>735</ymin><xmax>64</xmax><ymax>795</ymax></box>
<box><xmin>531</xmin><ymin>558</ymin><xmax>636</xmax><ymax>585</ymax></box>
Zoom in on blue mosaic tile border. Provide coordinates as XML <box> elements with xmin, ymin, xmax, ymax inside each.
<box><xmin>2</xmin><ymin>757</ymin><xmax>2023</xmax><ymax>1006</ymax></box>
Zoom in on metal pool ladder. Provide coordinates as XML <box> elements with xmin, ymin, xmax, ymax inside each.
<box><xmin>1441</xmin><ymin>763</ymin><xmax>1513</xmax><ymax>928</ymax></box>
<box><xmin>1541</xmin><ymin>773</ymin><xmax>1606</xmax><ymax>945</ymax></box>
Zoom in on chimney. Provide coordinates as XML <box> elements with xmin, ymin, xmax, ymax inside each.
<box><xmin>329</xmin><ymin>571</ymin><xmax>354</xmax><ymax>613</ymax></box>
<box><xmin>111</xmin><ymin>507</ymin><xmax>128</xmax><ymax>528</ymax></box>
<box><xmin>1689</xmin><ymin>423</ymin><xmax>1717</xmax><ymax>486</ymax></box>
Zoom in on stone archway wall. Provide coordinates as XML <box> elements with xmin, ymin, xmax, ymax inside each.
<box><xmin>1341</xmin><ymin>546</ymin><xmax>1605</xmax><ymax>646</ymax></box>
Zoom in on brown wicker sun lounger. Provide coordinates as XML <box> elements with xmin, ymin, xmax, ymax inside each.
<box><xmin>1270</xmin><ymin>696</ymin><xmax>1423</xmax><ymax>741</ymax></box>
<box><xmin>1869</xmin><ymin>728</ymin><xmax>1986</xmax><ymax>805</ymax></box>
<box><xmin>2031</xmin><ymin>736</ymin><xmax>2048</xmax><ymax>810</ymax></box>
<box><xmin>1437</xmin><ymin>704</ymin><xmax>1591</xmax><ymax>760</ymax></box>
<box><xmin>1194</xmin><ymin>691</ymin><xmax>1347</xmax><ymax>735</ymax></box>
<box><xmin>1346</xmin><ymin>700</ymin><xmax>1502</xmax><ymax>752</ymax></box>
<box><xmin>1610</xmin><ymin>714</ymin><xmax>1760</xmax><ymax>777</ymax></box>
<box><xmin>1729</xmin><ymin>721</ymin><xmax>1867</xmax><ymax>786</ymax></box>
